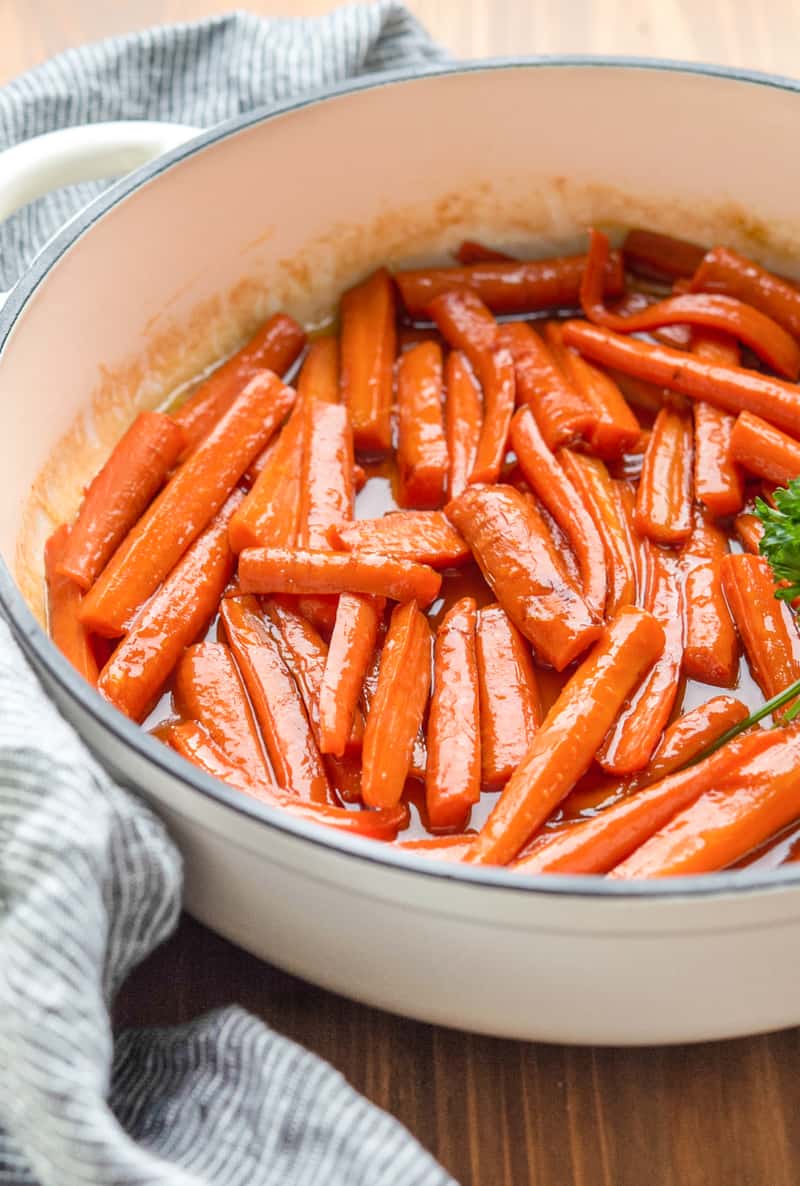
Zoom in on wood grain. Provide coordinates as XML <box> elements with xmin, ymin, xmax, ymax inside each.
<box><xmin>5</xmin><ymin>2</ymin><xmax>800</xmax><ymax>1183</ymax></box>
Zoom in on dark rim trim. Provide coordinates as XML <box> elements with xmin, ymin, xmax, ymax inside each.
<box><xmin>4</xmin><ymin>55</ymin><xmax>800</xmax><ymax>903</ymax></box>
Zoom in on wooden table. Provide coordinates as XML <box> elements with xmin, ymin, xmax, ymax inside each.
<box><xmin>5</xmin><ymin>3</ymin><xmax>800</xmax><ymax>1183</ymax></box>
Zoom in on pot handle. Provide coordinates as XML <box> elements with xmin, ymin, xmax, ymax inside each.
<box><xmin>0</xmin><ymin>120</ymin><xmax>200</xmax><ymax>223</ymax></box>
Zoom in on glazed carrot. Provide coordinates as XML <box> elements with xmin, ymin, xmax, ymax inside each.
<box><xmin>396</xmin><ymin>341</ymin><xmax>448</xmax><ymax>508</ymax></box>
<box><xmin>615</xmin><ymin>481</ymin><xmax>647</xmax><ymax>606</ymax></box>
<box><xmin>44</xmin><ymin>525</ymin><xmax>99</xmax><ymax>684</ymax></box>
<box><xmin>516</xmin><ymin>726</ymin><xmax>775</xmax><ymax>875</ymax></box>
<box><xmin>690</xmin><ymin>327</ymin><xmax>741</xmax><ymax>366</ymax></box>
<box><xmin>446</xmin><ymin>484</ymin><xmax>601</xmax><ymax>670</ymax></box>
<box><xmin>730</xmin><ymin>410</ymin><xmax>800</xmax><ymax>486</ymax></box>
<box><xmin>97</xmin><ymin>493</ymin><xmax>240</xmax><ymax>721</ymax></box>
<box><xmin>425</xmin><ymin>598</ymin><xmax>481</xmax><ymax>829</ymax></box>
<box><xmin>81</xmin><ymin>372</ymin><xmax>294</xmax><ymax>636</ymax></box>
<box><xmin>360</xmin><ymin>638</ymin><xmax>427</xmax><ymax>779</ymax></box>
<box><xmin>535</xmin><ymin>502</ymin><xmax>582</xmax><ymax>593</ymax></box>
<box><xmin>475</xmin><ymin>603</ymin><xmax>542</xmax><ymax>791</ymax></box>
<box><xmin>296</xmin><ymin>337</ymin><xmax>339</xmax><ymax>404</ymax></box>
<box><xmin>219</xmin><ymin>595</ymin><xmax>333</xmax><ymax>803</ymax></box>
<box><xmin>468</xmin><ymin>606</ymin><xmax>665</xmax><ymax>865</ymax></box>
<box><xmin>239</xmin><ymin>547</ymin><xmax>441</xmax><ymax>606</ymax></box>
<box><xmin>163</xmin><ymin>720</ymin><xmax>407</xmax><ymax>839</ymax></box>
<box><xmin>598</xmin><ymin>544</ymin><xmax>684</xmax><ymax>774</ymax></box>
<box><xmin>174</xmin><ymin>313</ymin><xmax>304</xmax><ymax>453</ymax></box>
<box><xmin>633</xmin><ymin>405</ymin><xmax>694</xmax><ymax>545</ymax></box>
<box><xmin>622</xmin><ymin>228</ymin><xmax>705</xmax><ymax>281</ymax></box>
<box><xmin>610</xmin><ymin>725</ymin><xmax>800</xmax><ymax>878</ymax></box>
<box><xmin>173</xmin><ymin>641</ymin><xmax>269</xmax><ymax>779</ymax></box>
<box><xmin>340</xmin><ymin>267</ymin><xmax>395</xmax><ymax>454</ymax></box>
<box><xmin>681</xmin><ymin>513</ymin><xmax>739</xmax><ymax>687</ymax></box>
<box><xmin>561</xmin><ymin>321</ymin><xmax>800</xmax><ymax>438</ymax></box>
<box><xmin>394</xmin><ymin>250</ymin><xmax>625</xmax><ymax>318</ymax></box>
<box><xmin>444</xmin><ymin>350</ymin><xmax>482</xmax><ymax>498</ymax></box>
<box><xmin>558</xmin><ymin>450</ymin><xmax>636</xmax><ymax>615</ymax></box>
<box><xmin>582</xmin><ymin>229</ymin><xmax>800</xmax><ymax>378</ymax></box>
<box><xmin>328</xmin><ymin>511</ymin><xmax>469</xmax><ymax>568</ymax></box>
<box><xmin>297</xmin><ymin>399</ymin><xmax>355</xmax><ymax>546</ymax></box>
<box><xmin>546</xmin><ymin>321</ymin><xmax>641</xmax><ymax>459</ymax></box>
<box><xmin>734</xmin><ymin>512</ymin><xmax>764</xmax><ymax>554</ymax></box>
<box><xmin>398</xmin><ymin>834</ymin><xmax>476</xmax><ymax>859</ymax></box>
<box><xmin>497</xmin><ymin>320</ymin><xmax>594</xmax><ymax>450</ymax></box>
<box><xmin>429</xmin><ymin>288</ymin><xmax>497</xmax><ymax>367</ymax></box>
<box><xmin>361</xmin><ymin>601</ymin><xmax>432</xmax><ymax>808</ymax></box>
<box><xmin>510</xmin><ymin>407</ymin><xmax>606</xmax><ymax>619</ymax></box>
<box><xmin>690</xmin><ymin>246</ymin><xmax>800</xmax><ymax>341</ymax></box>
<box><xmin>229</xmin><ymin>402</ymin><xmax>305</xmax><ymax>552</ymax></box>
<box><xmin>318</xmin><ymin>593</ymin><xmax>384</xmax><ymax>756</ymax></box>
<box><xmin>693</xmin><ymin>395</ymin><xmax>745</xmax><ymax>519</ymax></box>
<box><xmin>455</xmin><ymin>240</ymin><xmax>515</xmax><ymax>265</ymax></box>
<box><xmin>720</xmin><ymin>553</ymin><xmax>800</xmax><ymax>708</ymax></box>
<box><xmin>58</xmin><ymin>412</ymin><xmax>185</xmax><ymax>589</ymax></box>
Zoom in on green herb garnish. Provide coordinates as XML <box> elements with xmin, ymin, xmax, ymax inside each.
<box><xmin>755</xmin><ymin>479</ymin><xmax>800</xmax><ymax>601</ymax></box>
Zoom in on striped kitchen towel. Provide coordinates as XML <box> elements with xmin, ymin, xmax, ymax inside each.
<box><xmin>0</xmin><ymin>7</ymin><xmax>455</xmax><ymax>1185</ymax></box>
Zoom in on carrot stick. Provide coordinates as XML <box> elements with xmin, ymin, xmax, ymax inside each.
<box><xmin>690</xmin><ymin>246</ymin><xmax>800</xmax><ymax>341</ymax></box>
<box><xmin>468</xmin><ymin>606</ymin><xmax>665</xmax><ymax>865</ymax></box>
<box><xmin>340</xmin><ymin>267</ymin><xmax>395</xmax><ymax>454</ymax></box>
<box><xmin>622</xmin><ymin>228</ymin><xmax>706</xmax><ymax>281</ymax></box>
<box><xmin>734</xmin><ymin>512</ymin><xmax>764</xmax><ymax>554</ymax></box>
<box><xmin>615</xmin><ymin>480</ymin><xmax>647</xmax><ymax>607</ymax></box>
<box><xmin>444</xmin><ymin>350</ymin><xmax>482</xmax><ymax>499</ymax></box>
<box><xmin>720</xmin><ymin>553</ymin><xmax>800</xmax><ymax>709</ymax></box>
<box><xmin>693</xmin><ymin>399</ymin><xmax>745</xmax><ymax>520</ymax></box>
<box><xmin>328</xmin><ymin>511</ymin><xmax>469</xmax><ymax>568</ymax></box>
<box><xmin>582</xmin><ymin>229</ymin><xmax>800</xmax><ymax>378</ymax></box>
<box><xmin>173</xmin><ymin>640</ymin><xmax>269</xmax><ymax>779</ymax></box>
<box><xmin>561</xmin><ymin>320</ymin><xmax>800</xmax><ymax>438</ymax></box>
<box><xmin>516</xmin><ymin>726</ymin><xmax>775</xmax><ymax>875</ymax></box>
<box><xmin>475</xmin><ymin>603</ymin><xmax>542</xmax><ymax>792</ymax></box>
<box><xmin>96</xmin><ymin>492</ymin><xmax>240</xmax><ymax>721</ymax></box>
<box><xmin>219</xmin><ymin>595</ymin><xmax>333</xmax><ymax>803</ymax></box>
<box><xmin>318</xmin><ymin>593</ymin><xmax>384</xmax><ymax>757</ymax></box>
<box><xmin>398</xmin><ymin>834</ymin><xmax>476</xmax><ymax>859</ymax></box>
<box><xmin>361</xmin><ymin>638</ymin><xmax>428</xmax><ymax>780</ymax></box>
<box><xmin>446</xmin><ymin>484</ymin><xmax>601</xmax><ymax>670</ymax></box>
<box><xmin>598</xmin><ymin>543</ymin><xmax>684</xmax><ymax>774</ymax></box>
<box><xmin>425</xmin><ymin>597</ymin><xmax>481</xmax><ymax>829</ymax></box>
<box><xmin>44</xmin><ymin>525</ymin><xmax>99</xmax><ymax>685</ymax></box>
<box><xmin>455</xmin><ymin>240</ymin><xmax>515</xmax><ymax>265</ymax></box>
<box><xmin>229</xmin><ymin>403</ymin><xmax>304</xmax><ymax>551</ymax></box>
<box><xmin>238</xmin><ymin>546</ymin><xmax>441</xmax><ymax>606</ymax></box>
<box><xmin>297</xmin><ymin>399</ymin><xmax>355</xmax><ymax>546</ymax></box>
<box><xmin>173</xmin><ymin>313</ymin><xmax>304</xmax><ymax>453</ymax></box>
<box><xmin>633</xmin><ymin>405</ymin><xmax>694</xmax><ymax>545</ymax></box>
<box><xmin>681</xmin><ymin>512</ymin><xmax>739</xmax><ymax>687</ymax></box>
<box><xmin>730</xmin><ymin>410</ymin><xmax>800</xmax><ymax>486</ymax></box>
<box><xmin>510</xmin><ymin>406</ymin><xmax>607</xmax><ymax>619</ymax></box>
<box><xmin>163</xmin><ymin>720</ymin><xmax>408</xmax><ymax>839</ymax></box>
<box><xmin>610</xmin><ymin>725</ymin><xmax>800</xmax><ymax>878</ymax></box>
<box><xmin>296</xmin><ymin>337</ymin><xmax>339</xmax><ymax>404</ymax></box>
<box><xmin>361</xmin><ymin>601</ymin><xmax>432</xmax><ymax>808</ymax></box>
<box><xmin>396</xmin><ymin>340</ymin><xmax>449</xmax><ymax>508</ymax></box>
<box><xmin>57</xmin><ymin>412</ymin><xmax>185</xmax><ymax>589</ymax></box>
<box><xmin>81</xmin><ymin>372</ymin><xmax>294</xmax><ymax>636</ymax></box>
<box><xmin>497</xmin><ymin>320</ymin><xmax>594</xmax><ymax>450</ymax></box>
<box><xmin>558</xmin><ymin>450</ymin><xmax>636</xmax><ymax>616</ymax></box>
<box><xmin>394</xmin><ymin>250</ymin><xmax>625</xmax><ymax>318</ymax></box>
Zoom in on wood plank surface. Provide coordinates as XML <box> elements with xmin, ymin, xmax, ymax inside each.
<box><xmin>3</xmin><ymin>2</ymin><xmax>800</xmax><ymax>1183</ymax></box>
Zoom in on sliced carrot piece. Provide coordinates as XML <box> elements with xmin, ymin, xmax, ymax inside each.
<box><xmin>598</xmin><ymin>543</ymin><xmax>684</xmax><ymax>775</ymax></box>
<box><xmin>296</xmin><ymin>337</ymin><xmax>339</xmax><ymax>404</ymax></box>
<box><xmin>446</xmin><ymin>483</ymin><xmax>601</xmax><ymax>670</ymax></box>
<box><xmin>96</xmin><ymin>492</ymin><xmax>240</xmax><ymax>721</ymax></box>
<box><xmin>174</xmin><ymin>313</ymin><xmax>304</xmax><ymax>453</ymax></box>
<box><xmin>720</xmin><ymin>553</ymin><xmax>800</xmax><ymax>710</ymax></box>
<box><xmin>426</xmin><ymin>597</ymin><xmax>481</xmax><ymax>830</ymax></box>
<box><xmin>690</xmin><ymin>245</ymin><xmax>800</xmax><ymax>341</ymax></box>
<box><xmin>58</xmin><ymin>412</ymin><xmax>185</xmax><ymax>590</ymax></box>
<box><xmin>475</xmin><ymin>603</ymin><xmax>542</xmax><ymax>792</ymax></box>
<box><xmin>44</xmin><ymin>525</ymin><xmax>99</xmax><ymax>685</ymax></box>
<box><xmin>229</xmin><ymin>403</ymin><xmax>304</xmax><ymax>551</ymax></box>
<box><xmin>318</xmin><ymin>593</ymin><xmax>384</xmax><ymax>757</ymax></box>
<box><xmin>398</xmin><ymin>834</ymin><xmax>476</xmax><ymax>859</ymax></box>
<box><xmin>558</xmin><ymin>450</ymin><xmax>636</xmax><ymax>616</ymax></box>
<box><xmin>622</xmin><ymin>228</ymin><xmax>705</xmax><ymax>282</ymax></box>
<box><xmin>693</xmin><ymin>400</ymin><xmax>745</xmax><ymax>520</ymax></box>
<box><xmin>361</xmin><ymin>601</ymin><xmax>432</xmax><ymax>808</ymax></box>
<box><xmin>498</xmin><ymin>320</ymin><xmax>594</xmax><ymax>451</ymax></box>
<box><xmin>396</xmin><ymin>340</ymin><xmax>448</xmax><ymax>508</ymax></box>
<box><xmin>81</xmin><ymin>372</ymin><xmax>294</xmax><ymax>636</ymax></box>
<box><xmin>444</xmin><ymin>350</ymin><xmax>482</xmax><ymax>499</ymax></box>
<box><xmin>734</xmin><ymin>512</ymin><xmax>764</xmax><ymax>555</ymax></box>
<box><xmin>238</xmin><ymin>546</ymin><xmax>441</xmax><ymax>607</ymax></box>
<box><xmin>297</xmin><ymin>399</ymin><xmax>355</xmax><ymax>547</ymax></box>
<box><xmin>681</xmin><ymin>513</ymin><xmax>739</xmax><ymax>687</ymax></box>
<box><xmin>455</xmin><ymin>240</ymin><xmax>515</xmax><ymax>265</ymax></box>
<box><xmin>340</xmin><ymin>267</ymin><xmax>395</xmax><ymax>454</ymax></box>
<box><xmin>633</xmin><ymin>405</ymin><xmax>694</xmax><ymax>545</ymax></box>
<box><xmin>615</xmin><ymin>480</ymin><xmax>647</xmax><ymax>607</ymax></box>
<box><xmin>328</xmin><ymin>511</ymin><xmax>468</xmax><ymax>568</ymax></box>
<box><xmin>730</xmin><ymin>409</ymin><xmax>800</xmax><ymax>486</ymax></box>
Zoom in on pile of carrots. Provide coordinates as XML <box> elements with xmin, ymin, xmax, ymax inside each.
<box><xmin>44</xmin><ymin>225</ymin><xmax>800</xmax><ymax>877</ymax></box>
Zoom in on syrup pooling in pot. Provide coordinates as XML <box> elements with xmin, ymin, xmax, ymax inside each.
<box><xmin>43</xmin><ymin>228</ymin><xmax>800</xmax><ymax>875</ymax></box>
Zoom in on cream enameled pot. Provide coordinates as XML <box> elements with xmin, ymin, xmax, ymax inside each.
<box><xmin>3</xmin><ymin>60</ymin><xmax>800</xmax><ymax>1045</ymax></box>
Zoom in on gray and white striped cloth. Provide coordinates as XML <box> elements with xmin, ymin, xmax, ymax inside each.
<box><xmin>0</xmin><ymin>7</ymin><xmax>455</xmax><ymax>1185</ymax></box>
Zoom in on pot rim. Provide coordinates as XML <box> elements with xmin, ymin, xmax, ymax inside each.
<box><xmin>5</xmin><ymin>53</ymin><xmax>800</xmax><ymax>903</ymax></box>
